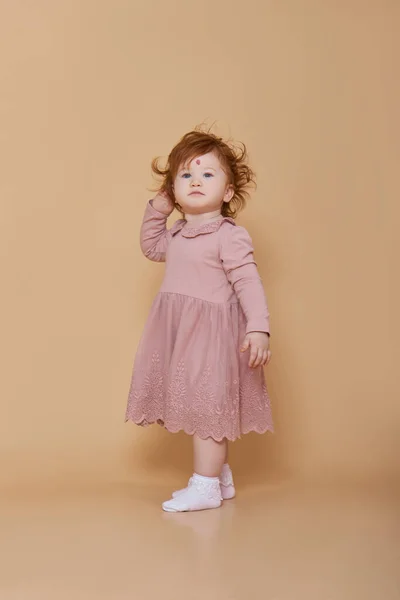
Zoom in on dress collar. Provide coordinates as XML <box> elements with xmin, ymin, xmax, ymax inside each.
<box><xmin>171</xmin><ymin>217</ymin><xmax>236</xmax><ymax>238</ymax></box>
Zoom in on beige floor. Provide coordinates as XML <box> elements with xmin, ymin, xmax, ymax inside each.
<box><xmin>1</xmin><ymin>480</ymin><xmax>399</xmax><ymax>600</ymax></box>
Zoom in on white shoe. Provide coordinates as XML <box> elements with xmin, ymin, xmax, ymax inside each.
<box><xmin>162</xmin><ymin>473</ymin><xmax>222</xmax><ymax>512</ymax></box>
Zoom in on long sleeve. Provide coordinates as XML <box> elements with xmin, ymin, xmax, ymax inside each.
<box><xmin>140</xmin><ymin>200</ymin><xmax>172</xmax><ymax>262</ymax></box>
<box><xmin>220</xmin><ymin>225</ymin><xmax>270</xmax><ymax>335</ymax></box>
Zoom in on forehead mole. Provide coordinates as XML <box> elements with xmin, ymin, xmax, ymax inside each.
<box><xmin>196</xmin><ymin>159</ymin><xmax>201</xmax><ymax>165</ymax></box>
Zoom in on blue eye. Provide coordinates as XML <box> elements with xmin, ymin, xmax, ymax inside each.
<box><xmin>204</xmin><ymin>172</ymin><xmax>214</xmax><ymax>178</ymax></box>
<box><xmin>182</xmin><ymin>173</ymin><xmax>191</xmax><ymax>179</ymax></box>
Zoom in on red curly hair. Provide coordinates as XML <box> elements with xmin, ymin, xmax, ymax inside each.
<box><xmin>151</xmin><ymin>127</ymin><xmax>256</xmax><ymax>218</ymax></box>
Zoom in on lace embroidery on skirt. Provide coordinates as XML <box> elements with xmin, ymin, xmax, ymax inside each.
<box><xmin>126</xmin><ymin>351</ymin><xmax>273</xmax><ymax>442</ymax></box>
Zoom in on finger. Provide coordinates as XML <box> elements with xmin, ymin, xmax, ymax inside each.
<box><xmin>240</xmin><ymin>337</ymin><xmax>250</xmax><ymax>352</ymax></box>
<box><xmin>253</xmin><ymin>348</ymin><xmax>264</xmax><ymax>368</ymax></box>
<box><xmin>248</xmin><ymin>346</ymin><xmax>259</xmax><ymax>368</ymax></box>
<box><xmin>261</xmin><ymin>350</ymin><xmax>268</xmax><ymax>366</ymax></box>
<box><xmin>251</xmin><ymin>348</ymin><xmax>263</xmax><ymax>368</ymax></box>
<box><xmin>266</xmin><ymin>350</ymin><xmax>272</xmax><ymax>365</ymax></box>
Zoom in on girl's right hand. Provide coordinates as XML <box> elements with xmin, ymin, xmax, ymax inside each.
<box><xmin>152</xmin><ymin>191</ymin><xmax>175</xmax><ymax>216</ymax></box>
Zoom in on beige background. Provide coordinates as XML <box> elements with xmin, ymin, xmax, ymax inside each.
<box><xmin>1</xmin><ymin>0</ymin><xmax>399</xmax><ymax>492</ymax></box>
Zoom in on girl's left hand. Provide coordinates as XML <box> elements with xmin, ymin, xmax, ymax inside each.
<box><xmin>240</xmin><ymin>332</ymin><xmax>271</xmax><ymax>368</ymax></box>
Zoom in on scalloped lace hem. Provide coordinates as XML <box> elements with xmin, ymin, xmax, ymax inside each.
<box><xmin>124</xmin><ymin>415</ymin><xmax>274</xmax><ymax>442</ymax></box>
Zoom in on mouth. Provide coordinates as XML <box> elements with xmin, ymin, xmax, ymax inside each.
<box><xmin>189</xmin><ymin>191</ymin><xmax>205</xmax><ymax>196</ymax></box>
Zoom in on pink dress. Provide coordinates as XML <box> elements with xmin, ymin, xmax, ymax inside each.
<box><xmin>125</xmin><ymin>200</ymin><xmax>273</xmax><ymax>441</ymax></box>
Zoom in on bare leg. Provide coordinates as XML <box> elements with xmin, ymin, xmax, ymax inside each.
<box><xmin>193</xmin><ymin>434</ymin><xmax>227</xmax><ymax>478</ymax></box>
<box><xmin>162</xmin><ymin>434</ymin><xmax>225</xmax><ymax>512</ymax></box>
<box><xmin>167</xmin><ymin>435</ymin><xmax>236</xmax><ymax>507</ymax></box>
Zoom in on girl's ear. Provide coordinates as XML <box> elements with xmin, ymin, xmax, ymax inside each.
<box><xmin>223</xmin><ymin>185</ymin><xmax>234</xmax><ymax>203</ymax></box>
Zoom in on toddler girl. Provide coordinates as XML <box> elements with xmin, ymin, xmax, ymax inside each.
<box><xmin>125</xmin><ymin>129</ymin><xmax>273</xmax><ymax>512</ymax></box>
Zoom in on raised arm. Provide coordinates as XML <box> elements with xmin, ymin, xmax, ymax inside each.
<box><xmin>220</xmin><ymin>225</ymin><xmax>270</xmax><ymax>335</ymax></box>
<box><xmin>140</xmin><ymin>193</ymin><xmax>175</xmax><ymax>262</ymax></box>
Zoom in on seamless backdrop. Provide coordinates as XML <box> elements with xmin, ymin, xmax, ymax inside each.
<box><xmin>0</xmin><ymin>0</ymin><xmax>399</xmax><ymax>490</ymax></box>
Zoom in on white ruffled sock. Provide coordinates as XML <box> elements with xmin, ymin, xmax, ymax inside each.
<box><xmin>219</xmin><ymin>463</ymin><xmax>236</xmax><ymax>500</ymax></box>
<box><xmin>162</xmin><ymin>473</ymin><xmax>222</xmax><ymax>512</ymax></box>
<box><xmin>172</xmin><ymin>463</ymin><xmax>236</xmax><ymax>501</ymax></box>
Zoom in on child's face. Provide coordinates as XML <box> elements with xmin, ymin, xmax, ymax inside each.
<box><xmin>173</xmin><ymin>152</ymin><xmax>234</xmax><ymax>215</ymax></box>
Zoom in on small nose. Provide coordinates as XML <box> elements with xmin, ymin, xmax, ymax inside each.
<box><xmin>191</xmin><ymin>178</ymin><xmax>201</xmax><ymax>187</ymax></box>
